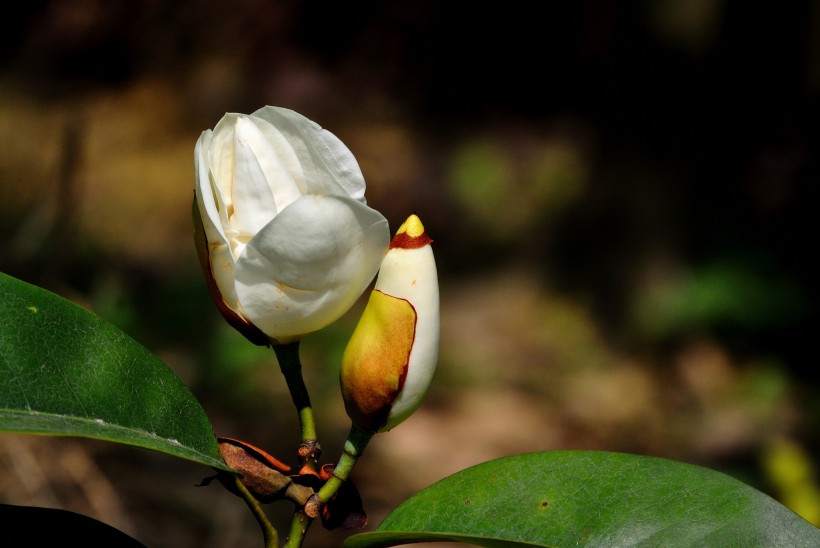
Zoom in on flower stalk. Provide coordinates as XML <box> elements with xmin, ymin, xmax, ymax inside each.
<box><xmin>314</xmin><ymin>424</ymin><xmax>373</xmax><ymax>507</ymax></box>
<box><xmin>290</xmin><ymin>424</ymin><xmax>373</xmax><ymax>548</ymax></box>
<box><xmin>284</xmin><ymin>509</ymin><xmax>312</xmax><ymax>548</ymax></box>
<box><xmin>273</xmin><ymin>342</ymin><xmax>320</xmax><ymax>469</ymax></box>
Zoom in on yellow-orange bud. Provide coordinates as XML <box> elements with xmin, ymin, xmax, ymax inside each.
<box><xmin>340</xmin><ymin>214</ymin><xmax>439</xmax><ymax>432</ymax></box>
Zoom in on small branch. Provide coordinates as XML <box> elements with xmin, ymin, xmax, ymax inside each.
<box><xmin>284</xmin><ymin>425</ymin><xmax>374</xmax><ymax>547</ymax></box>
<box><xmin>273</xmin><ymin>342</ymin><xmax>321</xmax><ymax>469</ymax></box>
<box><xmin>232</xmin><ymin>475</ymin><xmax>278</xmax><ymax>548</ymax></box>
<box><xmin>284</xmin><ymin>509</ymin><xmax>313</xmax><ymax>548</ymax></box>
<box><xmin>311</xmin><ymin>424</ymin><xmax>373</xmax><ymax>512</ymax></box>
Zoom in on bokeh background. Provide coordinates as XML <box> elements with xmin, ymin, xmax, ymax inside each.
<box><xmin>1</xmin><ymin>1</ymin><xmax>818</xmax><ymax>546</ymax></box>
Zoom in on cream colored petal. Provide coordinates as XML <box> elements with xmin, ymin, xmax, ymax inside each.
<box><xmin>234</xmin><ymin>194</ymin><xmax>389</xmax><ymax>341</ymax></box>
<box><xmin>207</xmin><ymin>241</ymin><xmax>241</xmax><ymax>312</ymax></box>
<box><xmin>194</xmin><ymin>130</ymin><xmax>227</xmax><ymax>246</ymax></box>
<box><xmin>251</xmin><ymin>106</ymin><xmax>366</xmax><ymax>202</ymax></box>
<box><xmin>194</xmin><ymin>134</ymin><xmax>240</xmax><ymax>313</ymax></box>
<box><xmin>244</xmin><ymin>115</ymin><xmax>305</xmax><ymax>205</ymax></box>
<box><xmin>237</xmin><ymin>115</ymin><xmax>302</xmax><ymax>213</ymax></box>
<box><xmin>209</xmin><ymin>113</ymin><xmax>240</xmax><ymax>213</ymax></box>
<box><xmin>230</xmin><ymin>116</ymin><xmax>280</xmax><ymax>237</ymax></box>
<box><xmin>376</xmin><ymin>219</ymin><xmax>440</xmax><ymax>431</ymax></box>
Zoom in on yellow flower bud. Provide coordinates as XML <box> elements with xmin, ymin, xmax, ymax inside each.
<box><xmin>340</xmin><ymin>215</ymin><xmax>439</xmax><ymax>432</ymax></box>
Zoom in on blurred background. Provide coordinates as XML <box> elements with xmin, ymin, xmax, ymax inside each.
<box><xmin>1</xmin><ymin>1</ymin><xmax>818</xmax><ymax>546</ymax></box>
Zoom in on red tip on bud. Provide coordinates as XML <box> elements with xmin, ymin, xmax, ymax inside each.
<box><xmin>389</xmin><ymin>214</ymin><xmax>433</xmax><ymax>249</ymax></box>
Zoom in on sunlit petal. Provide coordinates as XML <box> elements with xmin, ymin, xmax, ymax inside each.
<box><xmin>235</xmin><ymin>194</ymin><xmax>389</xmax><ymax>342</ymax></box>
<box><xmin>251</xmin><ymin>106</ymin><xmax>366</xmax><ymax>201</ymax></box>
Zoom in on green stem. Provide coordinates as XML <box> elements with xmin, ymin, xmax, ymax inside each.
<box><xmin>273</xmin><ymin>341</ymin><xmax>320</xmax><ymax>469</ymax></box>
<box><xmin>233</xmin><ymin>475</ymin><xmax>278</xmax><ymax>548</ymax></box>
<box><xmin>316</xmin><ymin>424</ymin><xmax>373</xmax><ymax>505</ymax></box>
<box><xmin>286</xmin><ymin>424</ymin><xmax>374</xmax><ymax>548</ymax></box>
<box><xmin>284</xmin><ymin>509</ymin><xmax>312</xmax><ymax>548</ymax></box>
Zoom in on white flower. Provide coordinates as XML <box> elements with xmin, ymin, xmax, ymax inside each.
<box><xmin>194</xmin><ymin>106</ymin><xmax>389</xmax><ymax>344</ymax></box>
<box><xmin>340</xmin><ymin>214</ymin><xmax>440</xmax><ymax>432</ymax></box>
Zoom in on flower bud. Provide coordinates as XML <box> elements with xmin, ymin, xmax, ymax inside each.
<box><xmin>340</xmin><ymin>215</ymin><xmax>439</xmax><ymax>432</ymax></box>
<box><xmin>194</xmin><ymin>106</ymin><xmax>390</xmax><ymax>344</ymax></box>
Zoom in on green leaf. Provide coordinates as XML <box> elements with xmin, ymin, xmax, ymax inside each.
<box><xmin>0</xmin><ymin>272</ymin><xmax>230</xmax><ymax>471</ymax></box>
<box><xmin>345</xmin><ymin>451</ymin><xmax>820</xmax><ymax>547</ymax></box>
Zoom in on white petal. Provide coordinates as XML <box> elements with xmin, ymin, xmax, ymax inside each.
<box><xmin>378</xmin><ymin>244</ymin><xmax>440</xmax><ymax>431</ymax></box>
<box><xmin>230</xmin><ymin>116</ymin><xmax>280</xmax><ymax>236</ymax></box>
<box><xmin>209</xmin><ymin>113</ymin><xmax>239</xmax><ymax>211</ymax></box>
<box><xmin>251</xmin><ymin>106</ymin><xmax>366</xmax><ymax>202</ymax></box>
<box><xmin>208</xmin><ymin>242</ymin><xmax>241</xmax><ymax>311</ymax></box>
<box><xmin>195</xmin><ymin>132</ymin><xmax>241</xmax><ymax>311</ymax></box>
<box><xmin>234</xmin><ymin>194</ymin><xmax>389</xmax><ymax>341</ymax></box>
<box><xmin>194</xmin><ymin>130</ymin><xmax>227</xmax><ymax>245</ymax></box>
<box><xmin>238</xmin><ymin>115</ymin><xmax>303</xmax><ymax>212</ymax></box>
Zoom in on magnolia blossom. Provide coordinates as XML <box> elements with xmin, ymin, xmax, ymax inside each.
<box><xmin>340</xmin><ymin>214</ymin><xmax>440</xmax><ymax>432</ymax></box>
<box><xmin>194</xmin><ymin>106</ymin><xmax>389</xmax><ymax>344</ymax></box>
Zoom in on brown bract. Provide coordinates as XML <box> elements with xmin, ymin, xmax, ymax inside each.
<box><xmin>216</xmin><ymin>437</ymin><xmax>367</xmax><ymax>530</ymax></box>
<box><xmin>217</xmin><ymin>437</ymin><xmax>310</xmax><ymax>504</ymax></box>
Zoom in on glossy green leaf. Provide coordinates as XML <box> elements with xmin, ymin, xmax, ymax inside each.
<box><xmin>0</xmin><ymin>272</ymin><xmax>230</xmax><ymax>471</ymax></box>
<box><xmin>346</xmin><ymin>450</ymin><xmax>819</xmax><ymax>547</ymax></box>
